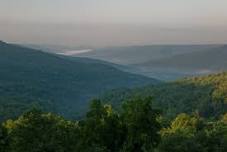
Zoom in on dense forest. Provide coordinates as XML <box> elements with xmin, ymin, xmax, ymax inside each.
<box><xmin>101</xmin><ymin>72</ymin><xmax>227</xmax><ymax>119</ymax></box>
<box><xmin>0</xmin><ymin>98</ymin><xmax>226</xmax><ymax>152</ymax></box>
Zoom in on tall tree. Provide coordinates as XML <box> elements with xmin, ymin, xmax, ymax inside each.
<box><xmin>78</xmin><ymin>100</ymin><xmax>124</xmax><ymax>152</ymax></box>
<box><xmin>121</xmin><ymin>97</ymin><xmax>161</xmax><ymax>152</ymax></box>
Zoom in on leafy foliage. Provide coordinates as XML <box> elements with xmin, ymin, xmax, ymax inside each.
<box><xmin>0</xmin><ymin>97</ymin><xmax>227</xmax><ymax>152</ymax></box>
<box><xmin>121</xmin><ymin>97</ymin><xmax>161</xmax><ymax>152</ymax></box>
<box><xmin>1</xmin><ymin>98</ymin><xmax>162</xmax><ymax>152</ymax></box>
<box><xmin>158</xmin><ymin>113</ymin><xmax>227</xmax><ymax>152</ymax></box>
<box><xmin>4</xmin><ymin>109</ymin><xmax>79</xmax><ymax>152</ymax></box>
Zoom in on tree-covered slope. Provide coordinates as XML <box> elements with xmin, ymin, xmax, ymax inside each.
<box><xmin>100</xmin><ymin>72</ymin><xmax>227</xmax><ymax>118</ymax></box>
<box><xmin>0</xmin><ymin>41</ymin><xmax>158</xmax><ymax>121</ymax></box>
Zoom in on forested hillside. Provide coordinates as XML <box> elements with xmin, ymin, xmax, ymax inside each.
<box><xmin>0</xmin><ymin>41</ymin><xmax>226</xmax><ymax>151</ymax></box>
<box><xmin>101</xmin><ymin>72</ymin><xmax>227</xmax><ymax>119</ymax></box>
<box><xmin>0</xmin><ymin>41</ymin><xmax>158</xmax><ymax>121</ymax></box>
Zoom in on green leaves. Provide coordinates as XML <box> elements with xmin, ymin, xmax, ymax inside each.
<box><xmin>158</xmin><ymin>113</ymin><xmax>227</xmax><ymax>152</ymax></box>
<box><xmin>4</xmin><ymin>108</ymin><xmax>79</xmax><ymax>152</ymax></box>
<box><xmin>1</xmin><ymin>98</ymin><xmax>227</xmax><ymax>152</ymax></box>
<box><xmin>121</xmin><ymin>97</ymin><xmax>161</xmax><ymax>152</ymax></box>
<box><xmin>79</xmin><ymin>99</ymin><xmax>124</xmax><ymax>152</ymax></box>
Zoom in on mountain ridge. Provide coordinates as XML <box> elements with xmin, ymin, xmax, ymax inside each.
<box><xmin>140</xmin><ymin>45</ymin><xmax>227</xmax><ymax>70</ymax></box>
<box><xmin>0</xmin><ymin>41</ymin><xmax>158</xmax><ymax>121</ymax></box>
<box><xmin>75</xmin><ymin>44</ymin><xmax>227</xmax><ymax>80</ymax></box>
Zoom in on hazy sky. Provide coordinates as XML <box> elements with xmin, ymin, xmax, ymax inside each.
<box><xmin>1</xmin><ymin>0</ymin><xmax>227</xmax><ymax>47</ymax></box>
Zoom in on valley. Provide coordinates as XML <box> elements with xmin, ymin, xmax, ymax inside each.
<box><xmin>0</xmin><ymin>41</ymin><xmax>227</xmax><ymax>152</ymax></box>
<box><xmin>75</xmin><ymin>45</ymin><xmax>227</xmax><ymax>80</ymax></box>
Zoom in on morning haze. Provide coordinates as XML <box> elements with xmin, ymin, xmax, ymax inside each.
<box><xmin>1</xmin><ymin>0</ymin><xmax>227</xmax><ymax>47</ymax></box>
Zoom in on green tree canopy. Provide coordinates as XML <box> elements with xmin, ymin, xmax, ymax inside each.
<box><xmin>4</xmin><ymin>108</ymin><xmax>79</xmax><ymax>152</ymax></box>
<box><xmin>121</xmin><ymin>97</ymin><xmax>161</xmax><ymax>152</ymax></box>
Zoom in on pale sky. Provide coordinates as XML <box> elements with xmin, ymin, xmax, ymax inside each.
<box><xmin>1</xmin><ymin>0</ymin><xmax>227</xmax><ymax>47</ymax></box>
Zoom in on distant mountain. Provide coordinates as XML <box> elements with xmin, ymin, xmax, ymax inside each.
<box><xmin>100</xmin><ymin>72</ymin><xmax>227</xmax><ymax>119</ymax></box>
<box><xmin>76</xmin><ymin>45</ymin><xmax>225</xmax><ymax>80</ymax></box>
<box><xmin>0</xmin><ymin>41</ymin><xmax>158</xmax><ymax>121</ymax></box>
<box><xmin>140</xmin><ymin>45</ymin><xmax>227</xmax><ymax>71</ymax></box>
<box><xmin>77</xmin><ymin>45</ymin><xmax>219</xmax><ymax>65</ymax></box>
